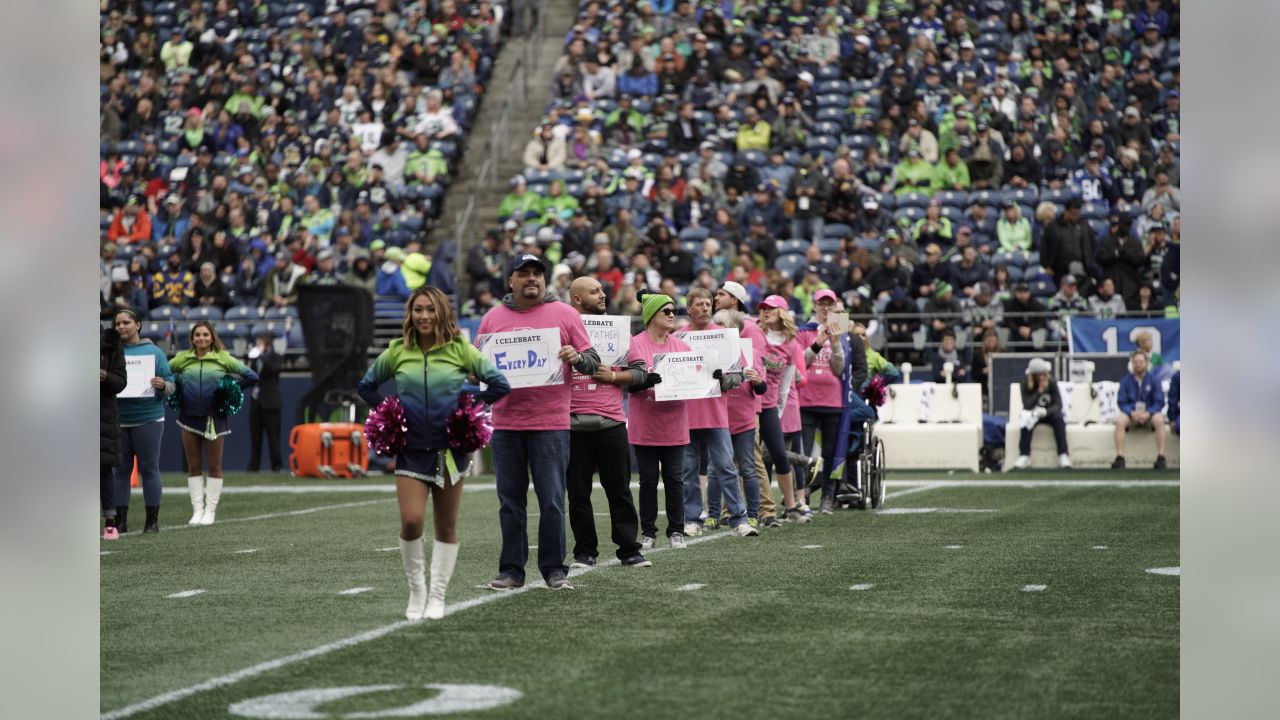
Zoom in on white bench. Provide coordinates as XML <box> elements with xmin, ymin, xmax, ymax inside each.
<box><xmin>1003</xmin><ymin>381</ymin><xmax>1180</xmax><ymax>469</ymax></box>
<box><xmin>877</xmin><ymin>381</ymin><xmax>983</xmax><ymax>472</ymax></box>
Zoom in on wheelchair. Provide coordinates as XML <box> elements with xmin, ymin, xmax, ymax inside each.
<box><xmin>834</xmin><ymin>419</ymin><xmax>885</xmax><ymax>510</ymax></box>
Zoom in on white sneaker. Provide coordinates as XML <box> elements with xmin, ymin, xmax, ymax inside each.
<box><xmin>669</xmin><ymin>532</ymin><xmax>687</xmax><ymax>549</ymax></box>
<box><xmin>1058</xmin><ymin>453</ymin><xmax>1072</xmax><ymax>469</ymax></box>
<box><xmin>683</xmin><ymin>522</ymin><xmax>702</xmax><ymax>537</ymax></box>
<box><xmin>640</xmin><ymin>535</ymin><xmax>655</xmax><ymax>551</ymax></box>
<box><xmin>734</xmin><ymin>523</ymin><xmax>759</xmax><ymax>537</ymax></box>
<box><xmin>1013</xmin><ymin>455</ymin><xmax>1031</xmax><ymax>470</ymax></box>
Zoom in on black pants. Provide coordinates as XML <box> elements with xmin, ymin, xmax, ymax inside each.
<box><xmin>634</xmin><ymin>444</ymin><xmax>685</xmax><ymax>538</ymax></box>
<box><xmin>249</xmin><ymin>402</ymin><xmax>282</xmax><ymax>471</ymax></box>
<box><xmin>1019</xmin><ymin>411</ymin><xmax>1069</xmax><ymax>455</ymax></box>
<box><xmin>568</xmin><ymin>424</ymin><xmax>641</xmax><ymax>560</ymax></box>
<box><xmin>100</xmin><ymin>464</ymin><xmax>116</xmax><ymax>519</ymax></box>
<box><xmin>801</xmin><ymin>408</ymin><xmax>842</xmax><ymax>495</ymax></box>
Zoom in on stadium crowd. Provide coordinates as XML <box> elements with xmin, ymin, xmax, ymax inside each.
<box><xmin>463</xmin><ymin>0</ymin><xmax>1181</xmax><ymax>370</ymax></box>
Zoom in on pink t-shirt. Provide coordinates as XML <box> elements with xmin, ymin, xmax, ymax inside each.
<box><xmin>477</xmin><ymin>300</ymin><xmax>594</xmax><ymax>431</ymax></box>
<box><xmin>726</xmin><ymin>332</ymin><xmax>763</xmax><ymax>435</ymax></box>
<box><xmin>740</xmin><ymin>318</ymin><xmax>768</xmax><ymax>414</ymax></box>
<box><xmin>569</xmin><ymin>366</ymin><xmax>626</xmax><ymax>423</ymax></box>
<box><xmin>797</xmin><ymin>327</ymin><xmax>844</xmax><ymax>409</ymax></box>
<box><xmin>626</xmin><ymin>330</ymin><xmax>691</xmax><ymax>446</ymax></box>
<box><xmin>760</xmin><ymin>334</ymin><xmax>803</xmax><ymax>411</ymax></box>
<box><xmin>675</xmin><ymin>323</ymin><xmax>733</xmax><ymax>430</ymax></box>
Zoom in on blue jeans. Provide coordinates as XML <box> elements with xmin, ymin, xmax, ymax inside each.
<box><xmin>731</xmin><ymin>428</ymin><xmax>761</xmax><ymax>520</ymax></box>
<box><xmin>682</xmin><ymin>428</ymin><xmax>746</xmax><ymax>528</ymax></box>
<box><xmin>492</xmin><ymin>429</ymin><xmax>569</xmax><ymax>583</ymax></box>
<box><xmin>113</xmin><ymin>421</ymin><xmax>165</xmax><ymax>507</ymax></box>
<box><xmin>790</xmin><ymin>216</ymin><xmax>824</xmax><ymax>242</ymax></box>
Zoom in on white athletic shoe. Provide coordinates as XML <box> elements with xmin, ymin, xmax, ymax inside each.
<box><xmin>734</xmin><ymin>523</ymin><xmax>759</xmax><ymax>537</ymax></box>
<box><xmin>640</xmin><ymin>535</ymin><xmax>655</xmax><ymax>551</ymax></box>
<box><xmin>1058</xmin><ymin>453</ymin><xmax>1073</xmax><ymax>469</ymax></box>
<box><xmin>683</xmin><ymin>522</ymin><xmax>702</xmax><ymax>537</ymax></box>
<box><xmin>669</xmin><ymin>532</ymin><xmax>687</xmax><ymax>549</ymax></box>
<box><xmin>1013</xmin><ymin>455</ymin><xmax>1031</xmax><ymax>470</ymax></box>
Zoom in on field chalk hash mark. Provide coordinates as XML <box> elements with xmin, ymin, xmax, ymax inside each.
<box><xmin>167</xmin><ymin>590</ymin><xmax>207</xmax><ymax>599</ymax></box>
<box><xmin>1145</xmin><ymin>567</ymin><xmax>1180</xmax><ymax>576</ymax></box>
<box><xmin>676</xmin><ymin>583</ymin><xmax>706</xmax><ymax>592</ymax></box>
<box><xmin>943</xmin><ymin>545</ymin><xmax>964</xmax><ymax>550</ymax></box>
<box><xmin>875</xmin><ymin>507</ymin><xmax>997</xmax><ymax>515</ymax></box>
<box><xmin>801</xmin><ymin>545</ymin><xmax>823</xmax><ymax>549</ymax></box>
<box><xmin>339</xmin><ymin>587</ymin><xmax>374</xmax><ymax>596</ymax></box>
<box><xmin>848</xmin><ymin>584</ymin><xmax>875</xmax><ymax>591</ymax></box>
<box><xmin>1092</xmin><ymin>545</ymin><xmax>1110</xmax><ymax>550</ymax></box>
<box><xmin>374</xmin><ymin>547</ymin><xmax>399</xmax><ymax>552</ymax></box>
<box><xmin>102</xmin><ymin>484</ymin><xmax>943</xmax><ymax>719</ymax></box>
<box><xmin>231</xmin><ymin>549</ymin><xmax>260</xmax><ymax>555</ymax></box>
<box><xmin>1022</xmin><ymin>584</ymin><xmax>1048</xmax><ymax>592</ymax></box>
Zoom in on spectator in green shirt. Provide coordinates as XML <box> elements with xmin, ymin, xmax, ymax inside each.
<box><xmin>497</xmin><ymin>175</ymin><xmax>544</xmax><ymax>221</ymax></box>
<box><xmin>996</xmin><ymin>201</ymin><xmax>1033</xmax><ymax>254</ymax></box>
<box><xmin>892</xmin><ymin>148</ymin><xmax>934</xmax><ymax>195</ymax></box>
<box><xmin>932</xmin><ymin>147</ymin><xmax>971</xmax><ymax>191</ymax></box>
<box><xmin>736</xmin><ymin>106</ymin><xmax>772</xmax><ymax>152</ymax></box>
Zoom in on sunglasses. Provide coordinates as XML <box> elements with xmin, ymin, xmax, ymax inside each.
<box><xmin>660</xmin><ymin>307</ymin><xmax>675</xmax><ymax>316</ymax></box>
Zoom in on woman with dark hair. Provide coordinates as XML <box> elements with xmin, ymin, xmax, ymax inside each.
<box><xmin>111</xmin><ymin>309</ymin><xmax>176</xmax><ymax>533</ymax></box>
<box><xmin>169</xmin><ymin>321</ymin><xmax>258</xmax><ymax>526</ymax></box>
<box><xmin>1012</xmin><ymin>357</ymin><xmax>1071</xmax><ymax>470</ymax></box>
<box><xmin>101</xmin><ymin>325</ymin><xmax>128</xmax><ymax>540</ymax></box>
<box><xmin>358</xmin><ymin>287</ymin><xmax>510</xmax><ymax>621</ymax></box>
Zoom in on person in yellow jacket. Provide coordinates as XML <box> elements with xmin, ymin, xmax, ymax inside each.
<box><xmin>736</xmin><ymin>107</ymin><xmax>772</xmax><ymax>152</ymax></box>
<box><xmin>402</xmin><ymin>252</ymin><xmax>432</xmax><ymax>290</ymax></box>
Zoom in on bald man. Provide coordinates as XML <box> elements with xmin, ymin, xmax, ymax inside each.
<box><xmin>565</xmin><ymin>277</ymin><xmax>652</xmax><ymax>568</ymax></box>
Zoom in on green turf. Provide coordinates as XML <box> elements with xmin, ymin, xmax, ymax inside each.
<box><xmin>102</xmin><ymin>475</ymin><xmax>1178</xmax><ymax>719</ymax></box>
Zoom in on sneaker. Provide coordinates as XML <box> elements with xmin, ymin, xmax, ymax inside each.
<box><xmin>545</xmin><ymin>572</ymin><xmax>574</xmax><ymax>590</ymax></box>
<box><xmin>621</xmin><ymin>554</ymin><xmax>653</xmax><ymax>568</ymax></box>
<box><xmin>703</xmin><ymin>517</ymin><xmax>721</xmax><ymax>532</ymax></box>
<box><xmin>570</xmin><ymin>555</ymin><xmax>597</xmax><ymax>568</ymax></box>
<box><xmin>640</xmin><ymin>535</ymin><xmax>656</xmax><ymax>551</ymax></box>
<box><xmin>820</xmin><ymin>496</ymin><xmax>834</xmax><ymax>515</ymax></box>
<box><xmin>1013</xmin><ymin>455</ymin><xmax>1031</xmax><ymax>469</ymax></box>
<box><xmin>761</xmin><ymin>516</ymin><xmax>782</xmax><ymax>529</ymax></box>
<box><xmin>747</xmin><ymin>517</ymin><xmax>760</xmax><ymax>530</ymax></box>
<box><xmin>669</xmin><ymin>532</ymin><xmax>687</xmax><ymax>549</ymax></box>
<box><xmin>1111</xmin><ymin>455</ymin><xmax>1126</xmax><ymax>470</ymax></box>
<box><xmin>734</xmin><ymin>523</ymin><xmax>759</xmax><ymax>537</ymax></box>
<box><xmin>1058</xmin><ymin>453</ymin><xmax>1072</xmax><ymax>469</ymax></box>
<box><xmin>1153</xmin><ymin>455</ymin><xmax>1167</xmax><ymax>470</ymax></box>
<box><xmin>698</xmin><ymin>510</ymin><xmax>708</xmax><ymax>522</ymax></box>
<box><xmin>487</xmin><ymin>575</ymin><xmax>524</xmax><ymax>591</ymax></box>
<box><xmin>787</xmin><ymin>506</ymin><xmax>811</xmax><ymax>524</ymax></box>
<box><xmin>683</xmin><ymin>522</ymin><xmax>703</xmax><ymax>537</ymax></box>
<box><xmin>102</xmin><ymin>525</ymin><xmax>119</xmax><ymax>541</ymax></box>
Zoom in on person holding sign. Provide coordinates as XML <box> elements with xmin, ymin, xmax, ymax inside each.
<box><xmin>358</xmin><ymin>287</ymin><xmax>511</xmax><ymax>620</ymax></box>
<box><xmin>797</xmin><ymin>290</ymin><xmax>848</xmax><ymax>515</ymax></box>
<box><xmin>711</xmin><ymin>308</ymin><xmax>769</xmax><ymax>529</ymax></box>
<box><xmin>169</xmin><ymin>321</ymin><xmax>258</xmax><ymax>526</ymax></box>
<box><xmin>675</xmin><ymin>289</ymin><xmax>756</xmax><ymax>538</ymax></box>
<box><xmin>629</xmin><ymin>293</ymin><xmax>694</xmax><ymax>550</ymax></box>
<box><xmin>111</xmin><ymin>309</ymin><xmax>175</xmax><ymax>534</ymax></box>
<box><xmin>478</xmin><ymin>254</ymin><xmax>600</xmax><ymax>592</ymax></box>
<box><xmin>757</xmin><ymin>295</ymin><xmax>809</xmax><ymax>524</ymax></box>
<box><xmin>565</xmin><ymin>277</ymin><xmax>651</xmax><ymax>569</ymax></box>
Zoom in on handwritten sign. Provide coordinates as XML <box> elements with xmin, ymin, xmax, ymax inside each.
<box><xmin>475</xmin><ymin>328</ymin><xmax>564</xmax><ymax>389</ymax></box>
<box><xmin>653</xmin><ymin>351</ymin><xmax>719</xmax><ymax>401</ymax></box>
<box><xmin>678</xmin><ymin>327</ymin><xmax>743</xmax><ymax>373</ymax></box>
<box><xmin>581</xmin><ymin>315</ymin><xmax>630</xmax><ymax>368</ymax></box>
<box><xmin>118</xmin><ymin>354</ymin><xmax>156</xmax><ymax>398</ymax></box>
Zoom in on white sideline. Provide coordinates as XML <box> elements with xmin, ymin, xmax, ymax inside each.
<box><xmin>93</xmin><ymin>483</ymin><xmax>981</xmax><ymax>719</ymax></box>
<box><xmin>113</xmin><ymin>499</ymin><xmax>393</xmax><ymax>541</ymax></box>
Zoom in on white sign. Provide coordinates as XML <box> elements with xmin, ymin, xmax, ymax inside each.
<box><xmin>679</xmin><ymin>327</ymin><xmax>743</xmax><ymax>372</ymax></box>
<box><xmin>653</xmin><ymin>351</ymin><xmax>719</xmax><ymax>401</ymax></box>
<box><xmin>739</xmin><ymin>338</ymin><xmax>754</xmax><ymax>369</ymax></box>
<box><xmin>581</xmin><ymin>314</ymin><xmax>630</xmax><ymax>368</ymax></box>
<box><xmin>475</xmin><ymin>328</ymin><xmax>564</xmax><ymax>389</ymax></box>
<box><xmin>119</xmin><ymin>354</ymin><xmax>156</xmax><ymax>398</ymax></box>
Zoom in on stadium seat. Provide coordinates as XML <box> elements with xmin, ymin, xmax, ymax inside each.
<box><xmin>1089</xmin><ymin>219</ymin><xmax>1110</xmax><ymax>239</ymax></box>
<box><xmin>815</xmin><ymin>80</ymin><xmax>848</xmax><ymax>96</ymax></box>
<box><xmin>992</xmin><ymin>251</ymin><xmax>1029</xmax><ymax>270</ymax></box>
<box><xmin>225</xmin><ymin>305</ymin><xmax>264</xmax><ymax>323</ymax></box>
<box><xmin>815</xmin><ymin>237</ymin><xmax>842</xmax><ymax>254</ymax></box>
<box><xmin>264</xmin><ymin>306</ymin><xmax>299</xmax><ymax>321</ymax></box>
<box><xmin>148</xmin><ymin>305</ymin><xmax>181</xmax><ymax>320</ymax></box>
<box><xmin>286</xmin><ymin>323</ymin><xmax>305</xmax><ymax>350</ymax></box>
<box><xmin>775</xmin><ymin>254</ymin><xmax>806</xmax><ymax>277</ymax></box>
<box><xmin>877</xmin><ymin>193</ymin><xmax>898</xmax><ymax>210</ymax></box>
<box><xmin>940</xmin><ymin>206</ymin><xmax>964</xmax><ymax>224</ymax></box>
<box><xmin>678</xmin><ymin>227</ymin><xmax>710</xmax><ymax>243</ymax></box>
<box><xmin>680</xmin><ymin>241</ymin><xmax>700</xmax><ymax>255</ymax></box>
<box><xmin>1003</xmin><ymin>187</ymin><xmax>1039</xmax><ymax>205</ymax></box>
<box><xmin>897</xmin><ymin>192</ymin><xmax>930</xmax><ymax>209</ymax></box>
<box><xmin>894</xmin><ymin>206</ymin><xmax>925</xmax><ymax>223</ymax></box>
<box><xmin>777</xmin><ymin>239</ymin><xmax>810</xmax><ymax>256</ymax></box>
<box><xmin>843</xmin><ymin>134</ymin><xmax>872</xmax><ymax>151</ymax></box>
<box><xmin>1041</xmin><ymin>187</ymin><xmax>1075</xmax><ymax>204</ymax></box>
<box><xmin>1080</xmin><ymin>202</ymin><xmax>1107</xmax><ymax>220</ymax></box>
<box><xmin>967</xmin><ymin>189</ymin><xmax>1000</xmax><ymax>207</ymax></box>
<box><xmin>814</xmin><ymin>121</ymin><xmax>842</xmax><ymax>137</ymax></box>
<box><xmin>252</xmin><ymin>321</ymin><xmax>287</xmax><ymax>339</ymax></box>
<box><xmin>817</xmin><ymin>94</ymin><xmax>845</xmax><ymax>109</ymax></box>
<box><xmin>935</xmin><ymin>190</ymin><xmax>968</xmax><ymax>208</ymax></box>
<box><xmin>823</xmin><ymin>223</ymin><xmax>853</xmax><ymax>239</ymax></box>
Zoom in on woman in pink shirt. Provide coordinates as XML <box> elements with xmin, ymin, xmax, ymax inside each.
<box><xmin>796</xmin><ymin>289</ymin><xmax>847</xmax><ymax>514</ymax></box>
<box><xmin>628</xmin><ymin>293</ymin><xmax>693</xmax><ymax>550</ymax></box>
<box><xmin>757</xmin><ymin>295</ymin><xmax>809</xmax><ymax>524</ymax></box>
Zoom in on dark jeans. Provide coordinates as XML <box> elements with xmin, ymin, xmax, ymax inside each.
<box><xmin>492</xmin><ymin>429</ymin><xmax>570</xmax><ymax>583</ymax></box>
<box><xmin>568</xmin><ymin>425</ymin><xmax>641</xmax><ymax>560</ymax></box>
<box><xmin>731</xmin><ymin>428</ymin><xmax>762</xmax><ymax>520</ymax></box>
<box><xmin>634</xmin><ymin>444</ymin><xmax>685</xmax><ymax>538</ymax></box>
<box><xmin>114</xmin><ymin>421</ymin><xmax>165</xmax><ymax>507</ymax></box>
<box><xmin>801</xmin><ymin>408</ymin><xmax>842</xmax><ymax>498</ymax></box>
<box><xmin>1019</xmin><ymin>411</ymin><xmax>1069</xmax><ymax>455</ymax></box>
<box><xmin>249</xmin><ymin>402</ymin><xmax>282</xmax><ymax>471</ymax></box>
<box><xmin>682</xmin><ymin>428</ymin><xmax>746</xmax><ymax>527</ymax></box>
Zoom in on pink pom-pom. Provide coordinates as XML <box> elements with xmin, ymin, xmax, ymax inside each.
<box><xmin>862</xmin><ymin>374</ymin><xmax>888</xmax><ymax>408</ymax></box>
<box><xmin>365</xmin><ymin>396</ymin><xmax>409</xmax><ymax>456</ymax></box>
<box><xmin>448</xmin><ymin>393</ymin><xmax>494</xmax><ymax>454</ymax></box>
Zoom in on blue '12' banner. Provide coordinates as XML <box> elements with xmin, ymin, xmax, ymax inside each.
<box><xmin>1067</xmin><ymin>317</ymin><xmax>1180</xmax><ymax>363</ymax></box>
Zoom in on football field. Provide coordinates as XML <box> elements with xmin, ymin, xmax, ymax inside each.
<box><xmin>101</xmin><ymin>471</ymin><xmax>1178</xmax><ymax>719</ymax></box>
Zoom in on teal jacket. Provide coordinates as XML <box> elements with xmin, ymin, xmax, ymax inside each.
<box><xmin>358</xmin><ymin>334</ymin><xmax>511</xmax><ymax>451</ymax></box>
<box><xmin>169</xmin><ymin>349</ymin><xmax>258</xmax><ymax>417</ymax></box>
<box><xmin>119</xmin><ymin>340</ymin><xmax>176</xmax><ymax>426</ymax></box>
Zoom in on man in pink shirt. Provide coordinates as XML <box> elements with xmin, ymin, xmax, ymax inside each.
<box><xmin>675</xmin><ymin>288</ymin><xmax>757</xmax><ymax>537</ymax></box>
<box><xmin>478</xmin><ymin>254</ymin><xmax>600</xmax><ymax>591</ymax></box>
<box><xmin>797</xmin><ymin>289</ymin><xmax>847</xmax><ymax>514</ymax></box>
<box><xmin>565</xmin><ymin>277</ymin><xmax>652</xmax><ymax>569</ymax></box>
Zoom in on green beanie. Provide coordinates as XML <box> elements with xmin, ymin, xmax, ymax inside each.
<box><xmin>642</xmin><ymin>293</ymin><xmax>674</xmax><ymax>327</ymax></box>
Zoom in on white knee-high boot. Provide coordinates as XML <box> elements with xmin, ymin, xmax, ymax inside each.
<box><xmin>199</xmin><ymin>477</ymin><xmax>223</xmax><ymax>525</ymax></box>
<box><xmin>187</xmin><ymin>476</ymin><xmax>205</xmax><ymax>525</ymax></box>
<box><xmin>425</xmin><ymin>540</ymin><xmax>459</xmax><ymax>620</ymax></box>
<box><xmin>400</xmin><ymin>537</ymin><xmax>428</xmax><ymax>620</ymax></box>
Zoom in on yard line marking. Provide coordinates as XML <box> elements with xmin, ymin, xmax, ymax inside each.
<box><xmin>848</xmin><ymin>584</ymin><xmax>875</xmax><ymax>591</ymax></box>
<box><xmin>101</xmin><ymin>483</ymin><xmax>945</xmax><ymax>719</ymax></box>
<box><xmin>141</xmin><ymin>484</ymin><xmax>496</xmax><ymax>495</ymax></box>
<box><xmin>943</xmin><ymin>545</ymin><xmax>964</xmax><ymax>549</ymax></box>
<box><xmin>114</xmin><ymin>499</ymin><xmax>394</xmax><ymax>541</ymax></box>
<box><xmin>1145</xmin><ymin>566</ymin><xmax>1180</xmax><ymax>576</ymax></box>
<box><xmin>875</xmin><ymin>507</ymin><xmax>997</xmax><ymax>515</ymax></box>
<box><xmin>1022</xmin><ymin>584</ymin><xmax>1048</xmax><ymax>592</ymax></box>
<box><xmin>885</xmin><ymin>479</ymin><xmax>1178</xmax><ymax>488</ymax></box>
<box><xmin>100</xmin><ymin>551</ymin><xmax>115</xmax><ymax>556</ymax></box>
<box><xmin>167</xmin><ymin>589</ymin><xmax>206</xmax><ymax>599</ymax></box>
<box><xmin>676</xmin><ymin>583</ymin><xmax>706</xmax><ymax>592</ymax></box>
<box><xmin>882</xmin><ymin>483</ymin><xmax>942</xmax><ymax>500</ymax></box>
<box><xmin>231</xmin><ymin>549</ymin><xmax>259</xmax><ymax>555</ymax></box>
<box><xmin>374</xmin><ymin>546</ymin><xmax>399</xmax><ymax>552</ymax></box>
<box><xmin>801</xmin><ymin>545</ymin><xmax>823</xmax><ymax>549</ymax></box>
<box><xmin>338</xmin><ymin>587</ymin><xmax>374</xmax><ymax>596</ymax></box>
<box><xmin>1092</xmin><ymin>545</ymin><xmax>1110</xmax><ymax>550</ymax></box>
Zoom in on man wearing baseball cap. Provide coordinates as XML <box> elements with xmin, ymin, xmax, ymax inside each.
<box><xmin>478</xmin><ymin>253</ymin><xmax>600</xmax><ymax>591</ymax></box>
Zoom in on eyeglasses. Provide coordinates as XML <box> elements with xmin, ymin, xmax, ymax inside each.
<box><xmin>660</xmin><ymin>307</ymin><xmax>676</xmax><ymax>316</ymax></box>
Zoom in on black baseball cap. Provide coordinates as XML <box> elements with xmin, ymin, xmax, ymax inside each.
<box><xmin>508</xmin><ymin>253</ymin><xmax>547</xmax><ymax>275</ymax></box>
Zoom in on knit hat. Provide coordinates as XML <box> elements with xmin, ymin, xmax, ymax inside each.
<box><xmin>641</xmin><ymin>293</ymin><xmax>675</xmax><ymax>327</ymax></box>
<box><xmin>935</xmin><ymin>281</ymin><xmax>953</xmax><ymax>297</ymax></box>
<box><xmin>1026</xmin><ymin>357</ymin><xmax>1052</xmax><ymax>375</ymax></box>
